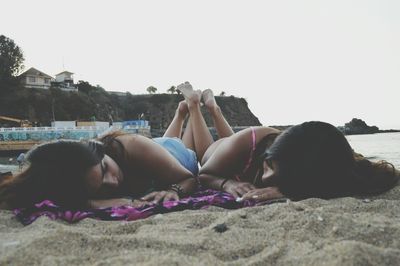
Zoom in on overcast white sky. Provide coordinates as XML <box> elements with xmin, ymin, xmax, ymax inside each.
<box><xmin>2</xmin><ymin>0</ymin><xmax>399</xmax><ymax>129</ymax></box>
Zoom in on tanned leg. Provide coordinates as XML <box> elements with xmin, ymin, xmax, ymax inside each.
<box><xmin>177</xmin><ymin>82</ymin><xmax>214</xmax><ymax>162</ymax></box>
<box><xmin>202</xmin><ymin>89</ymin><xmax>234</xmax><ymax>138</ymax></box>
<box><xmin>181</xmin><ymin>116</ymin><xmax>195</xmax><ymax>151</ymax></box>
<box><xmin>163</xmin><ymin>100</ymin><xmax>188</xmax><ymax>138</ymax></box>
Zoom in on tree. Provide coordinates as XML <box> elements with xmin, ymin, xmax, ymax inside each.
<box><xmin>146</xmin><ymin>86</ymin><xmax>157</xmax><ymax>94</ymax></box>
<box><xmin>167</xmin><ymin>86</ymin><xmax>176</xmax><ymax>94</ymax></box>
<box><xmin>0</xmin><ymin>35</ymin><xmax>24</xmax><ymax>84</ymax></box>
<box><xmin>76</xmin><ymin>80</ymin><xmax>93</xmax><ymax>94</ymax></box>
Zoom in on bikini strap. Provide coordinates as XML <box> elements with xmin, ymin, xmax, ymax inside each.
<box><xmin>236</xmin><ymin>127</ymin><xmax>257</xmax><ymax>181</ymax></box>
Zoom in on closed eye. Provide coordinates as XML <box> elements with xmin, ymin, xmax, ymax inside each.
<box><xmin>100</xmin><ymin>160</ymin><xmax>107</xmax><ymax>179</ymax></box>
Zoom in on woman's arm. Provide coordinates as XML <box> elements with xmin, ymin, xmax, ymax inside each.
<box><xmin>88</xmin><ymin>176</ymin><xmax>198</xmax><ymax>207</ymax></box>
<box><xmin>141</xmin><ymin>177</ymin><xmax>198</xmax><ymax>203</ymax></box>
<box><xmin>241</xmin><ymin>187</ymin><xmax>284</xmax><ymax>201</ymax></box>
<box><xmin>88</xmin><ymin>198</ymin><xmax>133</xmax><ymax>208</ymax></box>
<box><xmin>199</xmin><ymin>127</ymin><xmax>279</xmax><ymax>197</ymax></box>
<box><xmin>198</xmin><ymin>173</ymin><xmax>255</xmax><ymax>198</ymax></box>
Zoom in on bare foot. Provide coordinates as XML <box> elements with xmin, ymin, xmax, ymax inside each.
<box><xmin>177</xmin><ymin>81</ymin><xmax>201</xmax><ymax>107</ymax></box>
<box><xmin>177</xmin><ymin>100</ymin><xmax>189</xmax><ymax>118</ymax></box>
<box><xmin>202</xmin><ymin>89</ymin><xmax>219</xmax><ymax>112</ymax></box>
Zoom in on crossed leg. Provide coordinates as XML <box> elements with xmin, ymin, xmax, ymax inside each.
<box><xmin>202</xmin><ymin>89</ymin><xmax>234</xmax><ymax>138</ymax></box>
<box><xmin>164</xmin><ymin>82</ymin><xmax>236</xmax><ymax>163</ymax></box>
<box><xmin>163</xmin><ymin>100</ymin><xmax>189</xmax><ymax>139</ymax></box>
<box><xmin>177</xmin><ymin>82</ymin><xmax>213</xmax><ymax>163</ymax></box>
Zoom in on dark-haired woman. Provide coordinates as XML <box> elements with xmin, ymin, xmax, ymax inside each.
<box><xmin>0</xmin><ymin>99</ymin><xmax>205</xmax><ymax>209</ymax></box>
<box><xmin>177</xmin><ymin>82</ymin><xmax>399</xmax><ymax>202</ymax></box>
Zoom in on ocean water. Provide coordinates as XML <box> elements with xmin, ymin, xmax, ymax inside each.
<box><xmin>346</xmin><ymin>132</ymin><xmax>400</xmax><ymax>168</ymax></box>
<box><xmin>1</xmin><ymin>133</ymin><xmax>400</xmax><ymax>173</ymax></box>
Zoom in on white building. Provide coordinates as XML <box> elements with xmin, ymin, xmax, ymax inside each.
<box><xmin>19</xmin><ymin>68</ymin><xmax>78</xmax><ymax>92</ymax></box>
<box><xmin>19</xmin><ymin>67</ymin><xmax>53</xmax><ymax>89</ymax></box>
<box><xmin>52</xmin><ymin>71</ymin><xmax>78</xmax><ymax>91</ymax></box>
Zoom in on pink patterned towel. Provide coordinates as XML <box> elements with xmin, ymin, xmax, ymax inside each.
<box><xmin>14</xmin><ymin>190</ymin><xmax>287</xmax><ymax>225</ymax></box>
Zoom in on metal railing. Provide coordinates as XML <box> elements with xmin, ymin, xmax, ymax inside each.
<box><xmin>0</xmin><ymin>125</ymin><xmax>151</xmax><ymax>142</ymax></box>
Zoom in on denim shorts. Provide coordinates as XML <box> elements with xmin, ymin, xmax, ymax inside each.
<box><xmin>153</xmin><ymin>137</ymin><xmax>199</xmax><ymax>176</ymax></box>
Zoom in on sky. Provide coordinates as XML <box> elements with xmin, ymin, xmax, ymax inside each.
<box><xmin>1</xmin><ymin>0</ymin><xmax>399</xmax><ymax>129</ymax></box>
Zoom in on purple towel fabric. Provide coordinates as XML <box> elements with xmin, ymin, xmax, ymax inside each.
<box><xmin>14</xmin><ymin>190</ymin><xmax>287</xmax><ymax>225</ymax></box>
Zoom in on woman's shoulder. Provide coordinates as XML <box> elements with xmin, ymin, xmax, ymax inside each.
<box><xmin>100</xmin><ymin>132</ymin><xmax>150</xmax><ymax>155</ymax></box>
<box><xmin>234</xmin><ymin>126</ymin><xmax>280</xmax><ymax>143</ymax></box>
<box><xmin>253</xmin><ymin>126</ymin><xmax>281</xmax><ymax>136</ymax></box>
<box><xmin>113</xmin><ymin>134</ymin><xmax>151</xmax><ymax>148</ymax></box>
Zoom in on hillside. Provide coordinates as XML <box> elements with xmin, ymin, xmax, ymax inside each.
<box><xmin>0</xmin><ymin>84</ymin><xmax>261</xmax><ymax>136</ymax></box>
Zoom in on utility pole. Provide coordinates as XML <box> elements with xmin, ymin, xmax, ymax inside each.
<box><xmin>51</xmin><ymin>98</ymin><xmax>55</xmax><ymax>121</ymax></box>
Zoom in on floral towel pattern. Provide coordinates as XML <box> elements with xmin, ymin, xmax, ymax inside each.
<box><xmin>14</xmin><ymin>190</ymin><xmax>287</xmax><ymax>225</ymax></box>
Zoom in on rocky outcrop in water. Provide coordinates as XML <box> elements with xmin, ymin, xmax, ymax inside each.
<box><xmin>344</xmin><ymin>118</ymin><xmax>379</xmax><ymax>135</ymax></box>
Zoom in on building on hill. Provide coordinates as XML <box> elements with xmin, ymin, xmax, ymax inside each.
<box><xmin>51</xmin><ymin>71</ymin><xmax>78</xmax><ymax>91</ymax></box>
<box><xmin>19</xmin><ymin>67</ymin><xmax>53</xmax><ymax>89</ymax></box>
<box><xmin>19</xmin><ymin>68</ymin><xmax>78</xmax><ymax>92</ymax></box>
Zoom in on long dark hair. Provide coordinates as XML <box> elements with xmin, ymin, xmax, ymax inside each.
<box><xmin>98</xmin><ymin>130</ymin><xmax>130</xmax><ymax>177</ymax></box>
<box><xmin>264</xmin><ymin>121</ymin><xmax>399</xmax><ymax>200</ymax></box>
<box><xmin>0</xmin><ymin>140</ymin><xmax>105</xmax><ymax>209</ymax></box>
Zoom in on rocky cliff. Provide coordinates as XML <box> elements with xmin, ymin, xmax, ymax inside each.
<box><xmin>0</xmin><ymin>86</ymin><xmax>261</xmax><ymax>135</ymax></box>
<box><xmin>114</xmin><ymin>93</ymin><xmax>261</xmax><ymax>137</ymax></box>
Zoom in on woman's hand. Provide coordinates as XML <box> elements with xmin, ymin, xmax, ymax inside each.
<box><xmin>222</xmin><ymin>179</ymin><xmax>256</xmax><ymax>198</ymax></box>
<box><xmin>140</xmin><ymin>190</ymin><xmax>179</xmax><ymax>204</ymax></box>
<box><xmin>88</xmin><ymin>198</ymin><xmax>133</xmax><ymax>208</ymax></box>
<box><xmin>241</xmin><ymin>187</ymin><xmax>284</xmax><ymax>202</ymax></box>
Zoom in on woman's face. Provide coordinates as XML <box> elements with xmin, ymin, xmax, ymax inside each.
<box><xmin>261</xmin><ymin>159</ymin><xmax>278</xmax><ymax>185</ymax></box>
<box><xmin>84</xmin><ymin>155</ymin><xmax>124</xmax><ymax>198</ymax></box>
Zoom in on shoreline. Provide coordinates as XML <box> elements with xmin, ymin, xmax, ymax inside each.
<box><xmin>345</xmin><ymin>130</ymin><xmax>400</xmax><ymax>136</ymax></box>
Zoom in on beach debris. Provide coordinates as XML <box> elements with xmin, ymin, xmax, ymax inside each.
<box><xmin>362</xmin><ymin>199</ymin><xmax>371</xmax><ymax>203</ymax></box>
<box><xmin>236</xmin><ymin>197</ymin><xmax>243</xmax><ymax>202</ymax></box>
<box><xmin>317</xmin><ymin>215</ymin><xmax>324</xmax><ymax>222</ymax></box>
<box><xmin>2</xmin><ymin>241</ymin><xmax>20</xmax><ymax>247</ymax></box>
<box><xmin>213</xmin><ymin>223</ymin><xmax>228</xmax><ymax>233</ymax></box>
<box><xmin>239</xmin><ymin>213</ymin><xmax>247</xmax><ymax>219</ymax></box>
<box><xmin>294</xmin><ymin>205</ymin><xmax>305</xmax><ymax>211</ymax></box>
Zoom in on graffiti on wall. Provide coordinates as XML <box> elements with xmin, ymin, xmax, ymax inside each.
<box><xmin>0</xmin><ymin>130</ymin><xmax>99</xmax><ymax>142</ymax></box>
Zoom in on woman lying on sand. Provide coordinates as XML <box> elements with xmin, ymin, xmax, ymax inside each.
<box><xmin>177</xmin><ymin>82</ymin><xmax>400</xmax><ymax>202</ymax></box>
<box><xmin>1</xmin><ymin>82</ymin><xmax>398</xmax><ymax>211</ymax></box>
<box><xmin>0</xmin><ymin>100</ymin><xmax>206</xmax><ymax>209</ymax></box>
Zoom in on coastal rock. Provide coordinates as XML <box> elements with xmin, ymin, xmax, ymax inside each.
<box><xmin>344</xmin><ymin>118</ymin><xmax>379</xmax><ymax>135</ymax></box>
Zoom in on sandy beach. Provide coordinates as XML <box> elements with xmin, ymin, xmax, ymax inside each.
<box><xmin>0</xmin><ymin>184</ymin><xmax>399</xmax><ymax>266</ymax></box>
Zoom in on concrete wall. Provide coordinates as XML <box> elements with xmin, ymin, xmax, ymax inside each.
<box><xmin>51</xmin><ymin>121</ymin><xmax>76</xmax><ymax>128</ymax></box>
<box><xmin>76</xmin><ymin>121</ymin><xmax>110</xmax><ymax>127</ymax></box>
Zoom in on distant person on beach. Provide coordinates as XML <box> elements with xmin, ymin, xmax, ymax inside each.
<box><xmin>177</xmin><ymin>82</ymin><xmax>400</xmax><ymax>201</ymax></box>
<box><xmin>16</xmin><ymin>153</ymin><xmax>25</xmax><ymax>171</ymax></box>
<box><xmin>0</xmin><ymin>103</ymin><xmax>203</xmax><ymax>209</ymax></box>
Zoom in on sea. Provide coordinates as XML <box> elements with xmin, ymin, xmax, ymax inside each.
<box><xmin>346</xmin><ymin>132</ymin><xmax>400</xmax><ymax>168</ymax></box>
<box><xmin>1</xmin><ymin>132</ymin><xmax>400</xmax><ymax>174</ymax></box>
